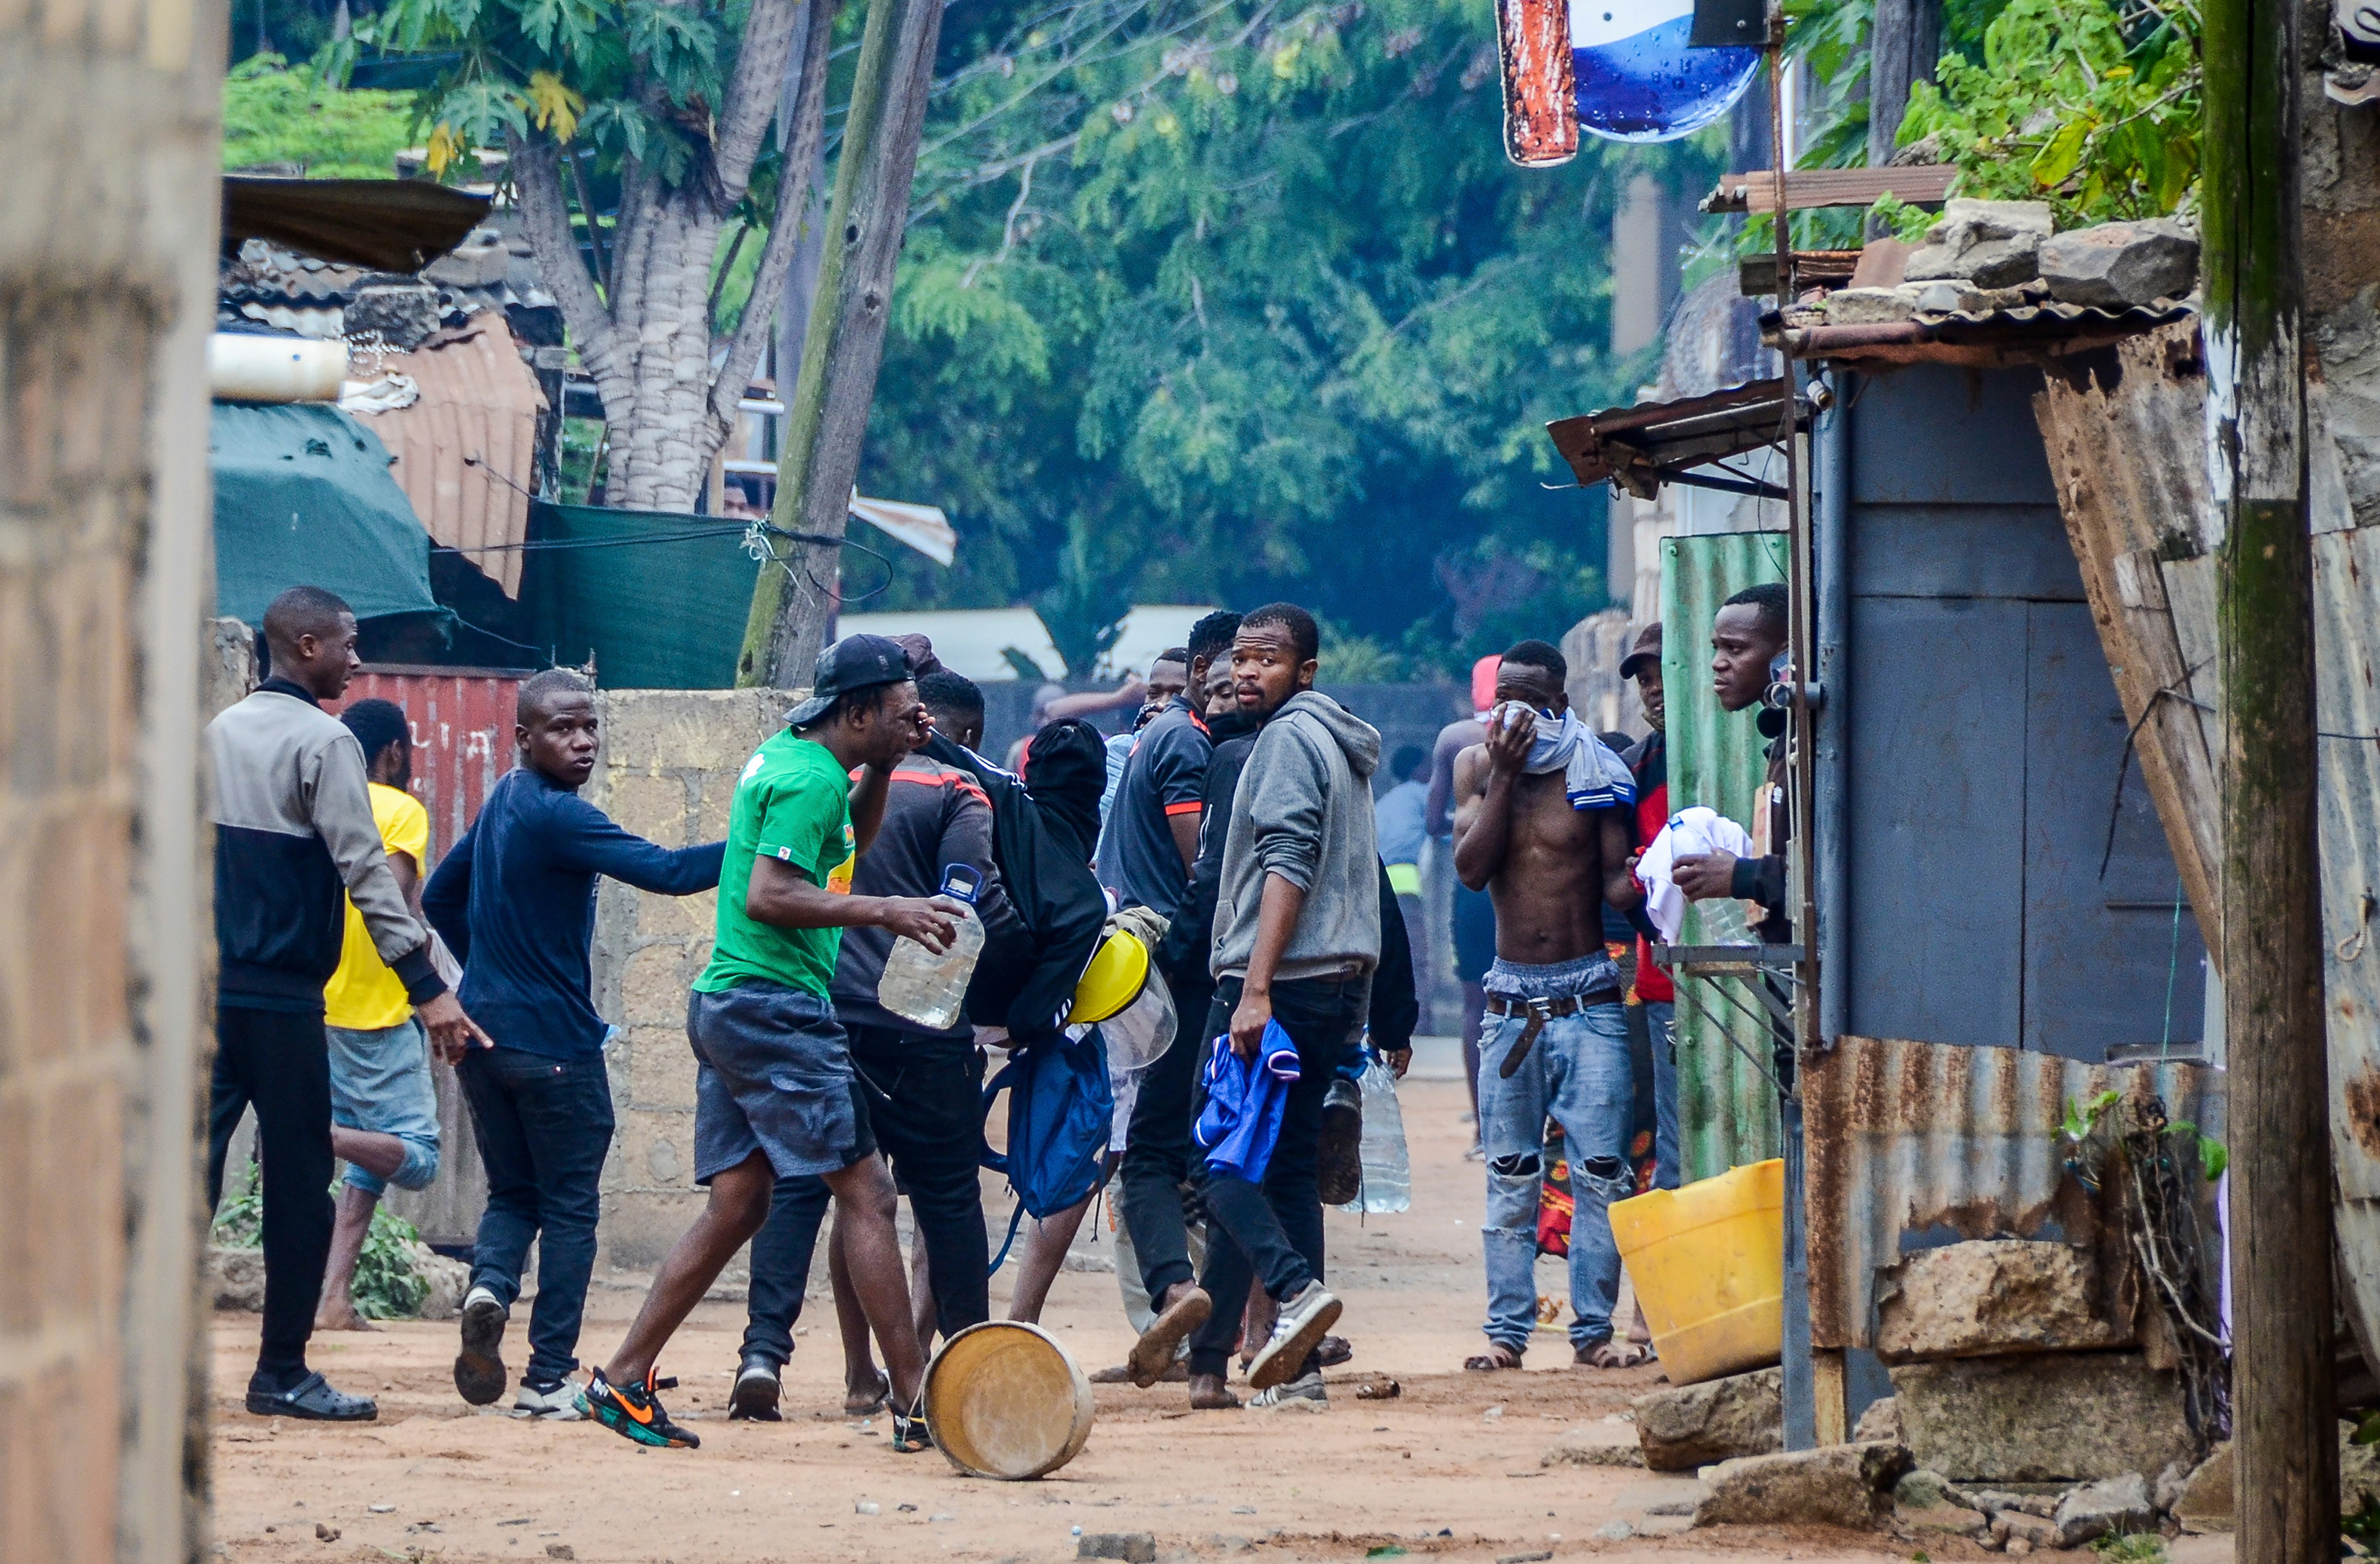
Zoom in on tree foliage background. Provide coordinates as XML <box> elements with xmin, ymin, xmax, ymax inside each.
<box><xmin>229</xmin><ymin>0</ymin><xmax>1722</xmax><ymax>675</ymax></box>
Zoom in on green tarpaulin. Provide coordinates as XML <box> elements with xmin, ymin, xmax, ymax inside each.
<box><xmin>211</xmin><ymin>402</ymin><xmax>446</xmax><ymax>627</ymax></box>
<box><xmin>522</xmin><ymin>502</ymin><xmax>762</xmax><ymax>689</ymax></box>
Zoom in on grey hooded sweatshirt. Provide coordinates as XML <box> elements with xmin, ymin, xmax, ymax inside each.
<box><xmin>1210</xmin><ymin>691</ymin><xmax>1383</xmax><ymax>983</ymax></box>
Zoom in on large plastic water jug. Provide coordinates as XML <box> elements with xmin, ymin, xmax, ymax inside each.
<box><xmin>1607</xmin><ymin>1158</ymin><xmax>1783</xmax><ymax>1384</ymax></box>
<box><xmin>878</xmin><ymin>865</ymin><xmax>983</xmax><ymax>1030</ymax></box>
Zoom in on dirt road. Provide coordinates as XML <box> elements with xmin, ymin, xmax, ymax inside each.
<box><xmin>207</xmin><ymin>1057</ymin><xmax>2223</xmax><ymax>1564</ymax></box>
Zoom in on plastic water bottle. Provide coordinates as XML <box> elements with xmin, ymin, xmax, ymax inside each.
<box><xmin>1338</xmin><ymin>1050</ymin><xmax>1412</xmax><ymax>1215</ymax></box>
<box><xmin>877</xmin><ymin>865</ymin><xmax>983</xmax><ymax>1030</ymax></box>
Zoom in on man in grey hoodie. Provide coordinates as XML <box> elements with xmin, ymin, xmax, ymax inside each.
<box><xmin>1129</xmin><ymin>602</ymin><xmax>1381</xmax><ymax>1406</ymax></box>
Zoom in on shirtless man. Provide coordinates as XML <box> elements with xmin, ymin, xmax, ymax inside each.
<box><xmin>1450</xmin><ymin>639</ymin><xmax>1646</xmax><ymax>1371</ymax></box>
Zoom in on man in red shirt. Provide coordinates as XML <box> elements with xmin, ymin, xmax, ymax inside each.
<box><xmin>1618</xmin><ymin>623</ymin><xmax>1677</xmax><ymax>1190</ymax></box>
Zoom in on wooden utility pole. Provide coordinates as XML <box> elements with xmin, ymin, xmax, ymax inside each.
<box><xmin>737</xmin><ymin>0</ymin><xmax>950</xmax><ymax>688</ymax></box>
<box><xmin>2205</xmin><ymin>0</ymin><xmax>2334</xmax><ymax>1552</ymax></box>
<box><xmin>1864</xmin><ymin>0</ymin><xmax>1938</xmax><ymax>166</ymax></box>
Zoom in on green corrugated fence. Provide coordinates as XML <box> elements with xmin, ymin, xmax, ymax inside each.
<box><xmin>1659</xmin><ymin>529</ymin><xmax>1788</xmax><ymax>1183</ymax></box>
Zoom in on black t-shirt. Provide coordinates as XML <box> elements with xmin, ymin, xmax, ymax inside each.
<box><xmin>1094</xmin><ymin>696</ymin><xmax>1212</xmax><ymax>921</ymax></box>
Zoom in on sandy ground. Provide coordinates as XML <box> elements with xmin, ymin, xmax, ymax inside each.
<box><xmin>208</xmin><ymin>1042</ymin><xmax>2241</xmax><ymax>1564</ymax></box>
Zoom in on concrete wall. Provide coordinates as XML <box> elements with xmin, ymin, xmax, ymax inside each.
<box><xmin>582</xmin><ymin>688</ymin><xmax>791</xmax><ymax>1273</ymax></box>
<box><xmin>0</xmin><ymin>5</ymin><xmax>224</xmax><ymax>1561</ymax></box>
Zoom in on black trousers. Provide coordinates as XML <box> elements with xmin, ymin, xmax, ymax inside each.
<box><xmin>208</xmin><ymin>1004</ymin><xmax>337</xmax><ymax>1381</ymax></box>
<box><xmin>1119</xmin><ymin>974</ymin><xmax>1215</xmax><ymax>1304</ymax></box>
<box><xmin>1184</xmin><ymin>973</ymin><xmax>1365</xmax><ymax>1379</ymax></box>
<box><xmin>741</xmin><ymin>1028</ymin><xmax>988</xmax><ymax>1364</ymax></box>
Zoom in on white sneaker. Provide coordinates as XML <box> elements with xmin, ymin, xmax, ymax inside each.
<box><xmin>511</xmin><ymin>1378</ymin><xmax>584</xmax><ymax>1421</ymax></box>
<box><xmin>1249</xmin><ymin>1370</ymin><xmax>1328</xmax><ymax>1409</ymax></box>
<box><xmin>1246</xmin><ymin>1280</ymin><xmax>1342</xmax><ymax>1391</ymax></box>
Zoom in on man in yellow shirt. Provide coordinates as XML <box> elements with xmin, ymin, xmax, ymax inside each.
<box><xmin>317</xmin><ymin>699</ymin><xmax>445</xmax><ymax>1331</ymax></box>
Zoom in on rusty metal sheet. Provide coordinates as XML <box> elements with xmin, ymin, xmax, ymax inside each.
<box><xmin>1545</xmin><ymin>379</ymin><xmax>1797</xmax><ymax>497</ymax></box>
<box><xmin>355</xmin><ymin>313</ymin><xmax>547</xmax><ymax>597</ymax></box>
<box><xmin>337</xmin><ymin>667</ymin><xmax>522</xmax><ymax>866</ymax></box>
<box><xmin>1803</xmin><ymin>1034</ymin><xmax>2224</xmax><ymax>1351</ymax></box>
<box><xmin>2030</xmin><ymin>323</ymin><xmax>2223</xmax><ymax>974</ymax></box>
<box><xmin>1659</xmin><ymin>529</ymin><xmax>1787</xmax><ymax>1181</ymax></box>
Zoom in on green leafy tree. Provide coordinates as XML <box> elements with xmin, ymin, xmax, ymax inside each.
<box><xmin>835</xmin><ymin>0</ymin><xmax>1714</xmax><ymax>669</ymax></box>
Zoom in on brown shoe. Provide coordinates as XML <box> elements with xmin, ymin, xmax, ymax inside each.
<box><xmin>1128</xmin><ymin>1286</ymin><xmax>1212</xmax><ymax>1388</ymax></box>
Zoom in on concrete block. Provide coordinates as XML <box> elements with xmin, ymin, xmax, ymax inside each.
<box><xmin>2052</xmin><ymin>1471</ymin><xmax>2155</xmax><ymax>1545</ymax></box>
<box><xmin>1822</xmin><ymin>287</ymin><xmax>1920</xmax><ymax>325</ymax></box>
<box><xmin>602</xmin><ymin>772</ymin><xmax>693</xmax><ymax>846</ymax></box>
<box><xmin>1691</xmin><ymin>1440</ymin><xmax>1911</xmax><ymax>1529</ymax></box>
<box><xmin>1875</xmin><ymin>1240</ymin><xmax>2130</xmax><ymax>1363</ymax></box>
<box><xmin>619</xmin><ymin>942</ymin><xmax>698</xmax><ymax>1026</ymax></box>
<box><xmin>2039</xmin><ymin>219</ymin><xmax>2198</xmax><ymax>306</ymax></box>
<box><xmin>1854</xmin><ymin>1395</ymin><xmax>1903</xmax><ymax>1444</ymax></box>
<box><xmin>1890</xmin><ymin>1353</ymin><xmax>2193</xmax><ymax>1482</ymax></box>
<box><xmin>625</xmin><ymin>1028</ymin><xmax>698</xmax><ymax>1112</ymax></box>
<box><xmin>1078</xmin><ymin>1534</ymin><xmax>1156</xmax><ymax>1563</ymax></box>
<box><xmin>1543</xmin><ymin>1426</ymin><xmax>1647</xmax><ymax>1466</ymax></box>
<box><xmin>1634</xmin><ymin>1366</ymin><xmax>1783</xmax><ymax>1471</ymax></box>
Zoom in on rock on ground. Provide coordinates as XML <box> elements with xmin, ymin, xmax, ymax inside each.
<box><xmin>1994</xmin><ymin>1511</ymin><xmax>2063</xmax><ymax>1551</ymax></box>
<box><xmin>413</xmin><ymin>1245</ymin><xmax>471</xmax><ymax>1321</ymax></box>
<box><xmin>1634</xmin><ymin>1367</ymin><xmax>1783</xmax><ymax>1473</ymax></box>
<box><xmin>1874</xmin><ymin>1240</ymin><xmax>2131</xmax><ymax>1363</ymax></box>
<box><xmin>210</xmin><ymin>1246</ymin><xmax>266</xmax><ymax>1312</ymax></box>
<box><xmin>1691</xmin><ymin>1441</ymin><xmax>1913</xmax><ymax>1530</ymax></box>
<box><xmin>1078</xmin><ymin>1534</ymin><xmax>1157</xmax><ymax>1563</ymax></box>
<box><xmin>1891</xmin><ymin>1352</ymin><xmax>2194</xmax><ymax>1482</ymax></box>
<box><xmin>2052</xmin><ymin>1471</ymin><xmax>2156</xmax><ymax>1546</ymax></box>
<box><xmin>1854</xmin><ymin>1395</ymin><xmax>1903</xmax><ymax>1444</ymax></box>
<box><xmin>2038</xmin><ymin>219</ymin><xmax>2199</xmax><ymax>307</ymax></box>
<box><xmin>1904</xmin><ymin>199</ymin><xmax>2056</xmax><ymax>289</ymax></box>
<box><xmin>1542</xmin><ymin>1427</ymin><xmax>1646</xmax><ymax>1467</ymax></box>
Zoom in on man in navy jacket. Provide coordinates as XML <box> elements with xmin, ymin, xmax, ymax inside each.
<box><xmin>424</xmin><ymin>669</ymin><xmax>724</xmax><ymax>1418</ymax></box>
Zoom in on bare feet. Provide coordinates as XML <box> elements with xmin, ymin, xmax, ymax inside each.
<box><xmin>314</xmin><ymin>1299</ymin><xmax>380</xmax><ymax>1333</ymax></box>
<box><xmin>845</xmin><ymin>1367</ymin><xmax>891</xmax><ymax>1416</ymax></box>
<box><xmin>1128</xmin><ymin>1284</ymin><xmax>1211</xmax><ymax>1388</ymax></box>
<box><xmin>1463</xmin><ymin>1341</ymin><xmax>1525</xmax><ymax>1371</ymax></box>
<box><xmin>1188</xmin><ymin>1372</ymin><xmax>1241</xmax><ymax>1410</ymax></box>
<box><xmin>1575</xmin><ymin>1338</ymin><xmax>1653</xmax><ymax>1369</ymax></box>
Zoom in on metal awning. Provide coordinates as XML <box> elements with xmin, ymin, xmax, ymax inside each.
<box><xmin>1543</xmin><ymin>379</ymin><xmax>1811</xmax><ymax>501</ymax></box>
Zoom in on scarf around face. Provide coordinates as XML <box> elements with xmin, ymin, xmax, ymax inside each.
<box><xmin>1495</xmin><ymin>704</ymin><xmax>1637</xmax><ymax>812</ymax></box>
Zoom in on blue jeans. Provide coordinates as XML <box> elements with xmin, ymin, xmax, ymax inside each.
<box><xmin>1645</xmin><ymin>1000</ymin><xmax>1680</xmax><ymax>1191</ymax></box>
<box><xmin>326</xmin><ymin>1018</ymin><xmax>442</xmax><ymax>1195</ymax></box>
<box><xmin>458</xmin><ymin>1046</ymin><xmax>615</xmax><ymax>1385</ymax></box>
<box><xmin>1479</xmin><ymin>1001</ymin><xmax>1633</xmax><ymax>1352</ymax></box>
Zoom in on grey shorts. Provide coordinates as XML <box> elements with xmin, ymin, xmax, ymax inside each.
<box><xmin>687</xmin><ymin>982</ymin><xmax>873</xmax><ymax>1182</ymax></box>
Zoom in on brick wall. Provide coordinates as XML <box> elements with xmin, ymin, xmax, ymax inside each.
<box><xmin>582</xmin><ymin>689</ymin><xmax>792</xmax><ymax>1272</ymax></box>
<box><xmin>0</xmin><ymin>4</ymin><xmax>222</xmax><ymax>1560</ymax></box>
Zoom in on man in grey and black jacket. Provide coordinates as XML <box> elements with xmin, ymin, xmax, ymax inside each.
<box><xmin>1128</xmin><ymin>601</ymin><xmax>1382</xmax><ymax>1409</ymax></box>
<box><xmin>207</xmin><ymin>586</ymin><xmax>491</xmax><ymax>1421</ymax></box>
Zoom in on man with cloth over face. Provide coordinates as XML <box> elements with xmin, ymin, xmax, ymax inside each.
<box><xmin>1450</xmin><ymin>639</ymin><xmax>1646</xmax><ymax>1372</ymax></box>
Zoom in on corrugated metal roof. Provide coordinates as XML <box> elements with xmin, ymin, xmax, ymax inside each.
<box><xmin>1769</xmin><ymin>298</ymin><xmax>2196</xmax><ymax>367</ymax></box>
<box><xmin>1545</xmin><ymin>379</ymin><xmax>1807</xmax><ymax>499</ymax></box>
<box><xmin>1803</xmin><ymin>1033</ymin><xmax>2224</xmax><ymax>1350</ymax></box>
<box><xmin>352</xmin><ymin>314</ymin><xmax>547</xmax><ymax>597</ymax></box>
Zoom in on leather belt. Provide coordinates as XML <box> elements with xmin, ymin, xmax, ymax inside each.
<box><xmin>1484</xmin><ymin>989</ymin><xmax>1622</xmax><ymax>1078</ymax></box>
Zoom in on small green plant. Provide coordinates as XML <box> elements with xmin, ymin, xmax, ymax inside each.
<box><xmin>211</xmin><ymin>1163</ymin><xmax>432</xmax><ymax>1320</ymax></box>
<box><xmin>2344</xmin><ymin>1498</ymin><xmax>2380</xmax><ymax>1552</ymax></box>
<box><xmin>2093</xmin><ymin>1530</ymin><xmax>2168</xmax><ymax>1564</ymax></box>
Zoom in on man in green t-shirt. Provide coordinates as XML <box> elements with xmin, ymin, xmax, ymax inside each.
<box><xmin>584</xmin><ymin>636</ymin><xmax>964</xmax><ymax>1453</ymax></box>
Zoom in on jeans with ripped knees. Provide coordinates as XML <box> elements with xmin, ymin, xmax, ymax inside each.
<box><xmin>1477</xmin><ymin>1001</ymin><xmax>1633</xmax><ymax>1352</ymax></box>
<box><xmin>1644</xmin><ymin>1000</ymin><xmax>1679</xmax><ymax>1191</ymax></box>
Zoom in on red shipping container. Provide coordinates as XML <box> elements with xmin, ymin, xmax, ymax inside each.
<box><xmin>336</xmin><ymin>665</ymin><xmax>527</xmax><ymax>864</ymax></box>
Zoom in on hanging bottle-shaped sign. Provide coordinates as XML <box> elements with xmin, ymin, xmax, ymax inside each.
<box><xmin>1496</xmin><ymin>0</ymin><xmax>1581</xmax><ymax>167</ymax></box>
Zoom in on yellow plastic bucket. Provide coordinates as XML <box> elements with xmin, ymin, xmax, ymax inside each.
<box><xmin>1607</xmin><ymin>1158</ymin><xmax>1785</xmax><ymax>1386</ymax></box>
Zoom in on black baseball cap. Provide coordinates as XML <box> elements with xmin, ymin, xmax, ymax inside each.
<box><xmin>786</xmin><ymin>634</ymin><xmax>915</xmax><ymax>726</ymax></box>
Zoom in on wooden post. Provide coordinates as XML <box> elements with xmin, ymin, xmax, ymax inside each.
<box><xmin>737</xmin><ymin>0</ymin><xmax>950</xmax><ymax>689</ymax></box>
<box><xmin>2204</xmin><ymin>0</ymin><xmax>2333</xmax><ymax>1551</ymax></box>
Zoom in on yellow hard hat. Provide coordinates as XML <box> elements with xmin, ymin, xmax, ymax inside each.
<box><xmin>1068</xmin><ymin>929</ymin><xmax>1151</xmax><ymax>1024</ymax></box>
